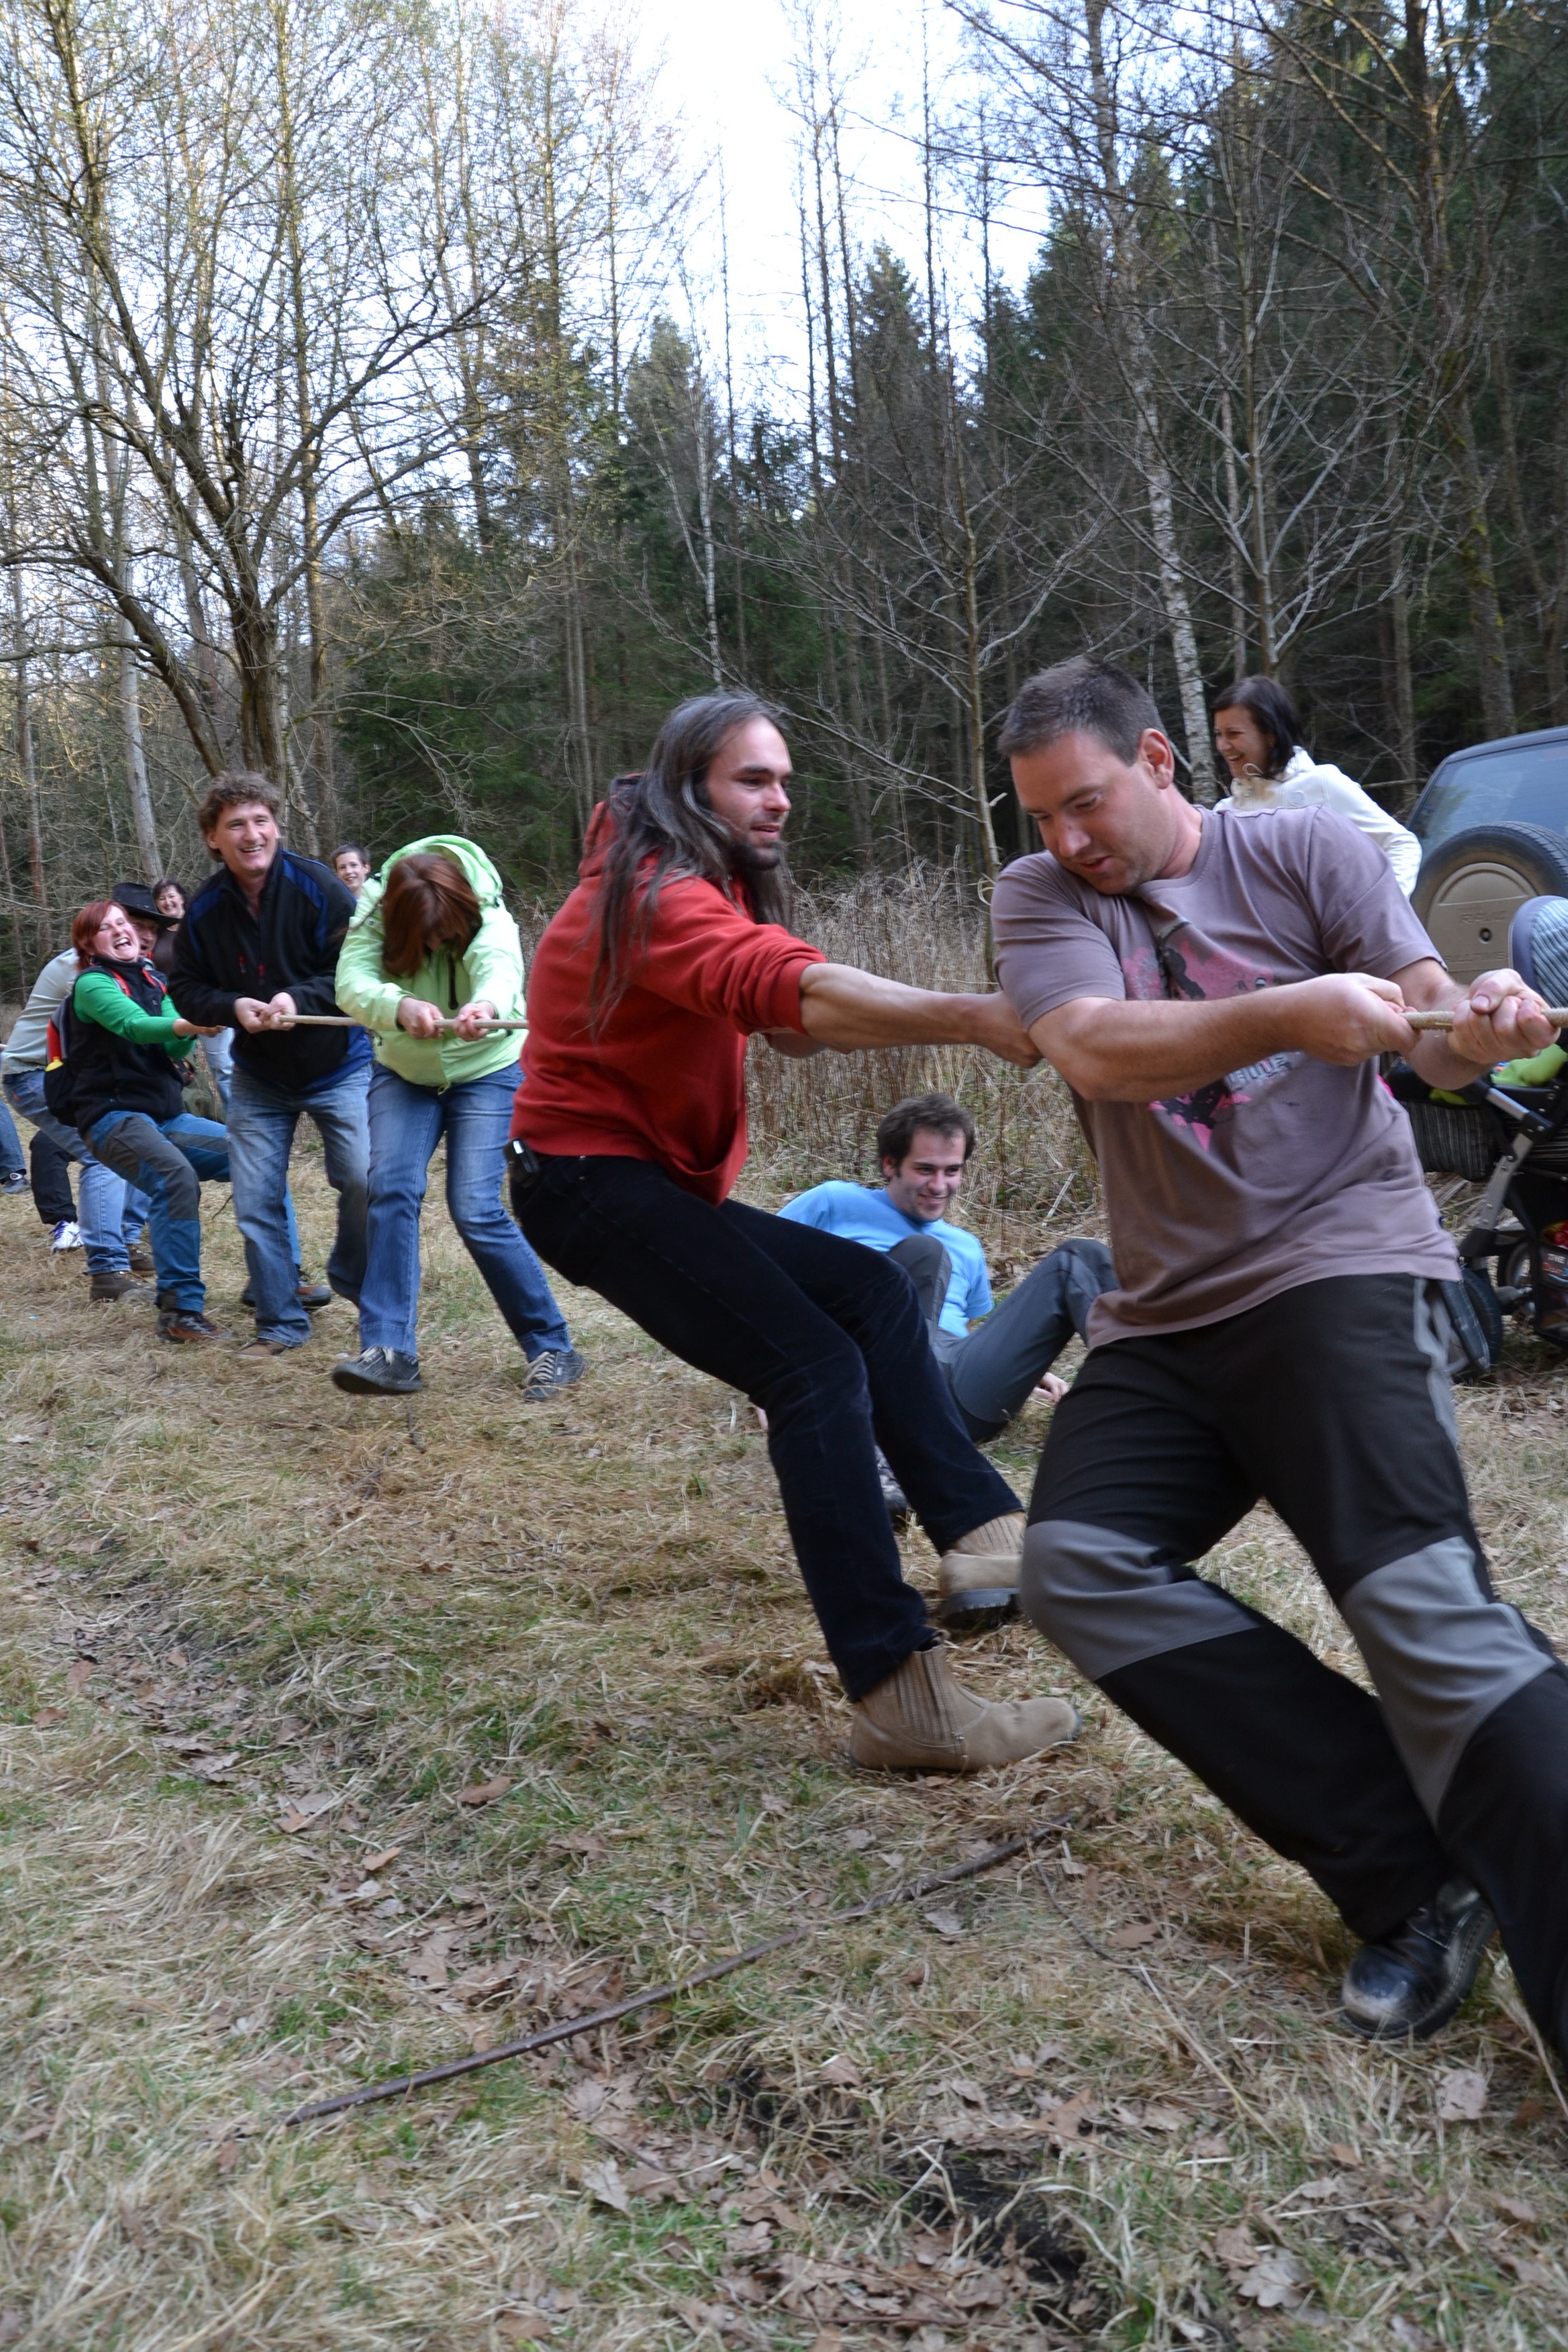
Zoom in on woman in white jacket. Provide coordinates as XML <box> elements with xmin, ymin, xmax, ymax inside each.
<box><xmin>1212</xmin><ymin>676</ymin><xmax>1422</xmax><ymax>894</ymax></box>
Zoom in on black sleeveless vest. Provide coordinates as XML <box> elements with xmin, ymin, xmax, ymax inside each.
<box><xmin>69</xmin><ymin>956</ymin><xmax>184</xmax><ymax>1134</ymax></box>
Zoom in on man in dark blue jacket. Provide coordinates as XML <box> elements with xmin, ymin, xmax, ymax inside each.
<box><xmin>170</xmin><ymin>772</ymin><xmax>370</xmax><ymax>1356</ymax></box>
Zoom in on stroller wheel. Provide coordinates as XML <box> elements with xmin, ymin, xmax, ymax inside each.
<box><xmin>1443</xmin><ymin>1267</ymin><xmax>1504</xmax><ymax>1380</ymax></box>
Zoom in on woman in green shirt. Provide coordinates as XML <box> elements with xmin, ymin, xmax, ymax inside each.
<box><xmin>330</xmin><ymin>838</ymin><xmax>578</xmax><ymax>1398</ymax></box>
<box><xmin>67</xmin><ymin>899</ymin><xmax>231</xmax><ymax>1345</ymax></box>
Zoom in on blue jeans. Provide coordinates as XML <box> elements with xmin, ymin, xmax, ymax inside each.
<box><xmin>0</xmin><ymin>1091</ymin><xmax>22</xmax><ymax>1175</ymax></box>
<box><xmin>5</xmin><ymin>1068</ymin><xmax>150</xmax><ymax>1271</ymax></box>
<box><xmin>201</xmin><ymin>1028</ymin><xmax>234</xmax><ymax>1109</ymax></box>
<box><xmin>227</xmin><ymin>1063</ymin><xmax>370</xmax><ymax>1345</ymax></box>
<box><xmin>360</xmin><ymin>1060</ymin><xmax>570</xmax><ymax>1360</ymax></box>
<box><xmin>86</xmin><ymin>1110</ymin><xmax>229</xmax><ymax>1314</ymax></box>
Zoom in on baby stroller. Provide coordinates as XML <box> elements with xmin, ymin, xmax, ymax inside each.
<box><xmin>1391</xmin><ymin>894</ymin><xmax>1568</xmax><ymax>1372</ymax></box>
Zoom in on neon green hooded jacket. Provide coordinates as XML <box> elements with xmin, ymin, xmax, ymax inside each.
<box><xmin>334</xmin><ymin>835</ymin><xmax>526</xmax><ymax>1089</ymax></box>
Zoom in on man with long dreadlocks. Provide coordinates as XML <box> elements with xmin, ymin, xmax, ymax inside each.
<box><xmin>509</xmin><ymin>692</ymin><xmax>1079</xmax><ymax>1772</ymax></box>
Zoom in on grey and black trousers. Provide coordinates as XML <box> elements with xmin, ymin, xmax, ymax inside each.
<box><xmin>1022</xmin><ymin>1273</ymin><xmax>1568</xmax><ymax>2051</ymax></box>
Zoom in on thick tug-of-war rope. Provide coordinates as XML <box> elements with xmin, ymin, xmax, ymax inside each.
<box><xmin>270</xmin><ymin>1010</ymin><xmax>1568</xmax><ymax>1036</ymax></box>
<box><xmin>255</xmin><ymin>1015</ymin><xmax>530</xmax><ymax>1031</ymax></box>
<box><xmin>1406</xmin><ymin>1007</ymin><xmax>1568</xmax><ymax>1031</ymax></box>
<box><xmin>280</xmin><ymin>1814</ymin><xmax>1071</xmax><ymax>2127</ymax></box>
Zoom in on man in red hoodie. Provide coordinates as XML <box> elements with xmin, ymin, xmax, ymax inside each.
<box><xmin>511</xmin><ymin>692</ymin><xmax>1079</xmax><ymax>1771</ymax></box>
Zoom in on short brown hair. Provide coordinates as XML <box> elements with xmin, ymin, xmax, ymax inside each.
<box><xmin>197</xmin><ymin>770</ymin><xmax>280</xmax><ymax>838</ymax></box>
<box><xmin>877</xmin><ymin>1092</ymin><xmax>977</xmax><ymax>1171</ymax></box>
<box><xmin>998</xmin><ymin>656</ymin><xmax>1162</xmax><ymax>766</ymax></box>
<box><xmin>380</xmin><ymin>853</ymin><xmax>482</xmax><ymax>978</ymax></box>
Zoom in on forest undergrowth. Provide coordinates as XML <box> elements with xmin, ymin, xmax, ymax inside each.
<box><xmin>0</xmin><ymin>1100</ymin><xmax>1565</xmax><ymax>2350</ymax></box>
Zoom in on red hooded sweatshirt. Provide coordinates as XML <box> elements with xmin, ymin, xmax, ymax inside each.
<box><xmin>512</xmin><ymin>811</ymin><xmax>825</xmax><ymax>1203</ymax></box>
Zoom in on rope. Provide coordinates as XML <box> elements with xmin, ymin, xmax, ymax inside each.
<box><xmin>1406</xmin><ymin>1007</ymin><xmax>1568</xmax><ymax>1031</ymax></box>
<box><xmin>250</xmin><ymin>1015</ymin><xmax>527</xmax><ymax>1032</ymax></box>
<box><xmin>280</xmin><ymin>1811</ymin><xmax>1072</xmax><ymax>2127</ymax></box>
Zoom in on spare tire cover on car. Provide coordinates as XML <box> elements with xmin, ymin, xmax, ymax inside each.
<box><xmin>1414</xmin><ymin>822</ymin><xmax>1568</xmax><ymax>985</ymax></box>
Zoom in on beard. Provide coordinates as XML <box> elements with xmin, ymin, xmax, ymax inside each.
<box><xmin>729</xmin><ymin>833</ymin><xmax>785</xmax><ymax>877</ymax></box>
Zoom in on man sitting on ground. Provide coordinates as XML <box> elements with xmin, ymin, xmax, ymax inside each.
<box><xmin>781</xmin><ymin>1092</ymin><xmax>1111</xmax><ymax>1622</ymax></box>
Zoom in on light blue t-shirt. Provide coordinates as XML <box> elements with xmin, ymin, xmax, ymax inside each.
<box><xmin>778</xmin><ymin>1181</ymin><xmax>992</xmax><ymax>1337</ymax></box>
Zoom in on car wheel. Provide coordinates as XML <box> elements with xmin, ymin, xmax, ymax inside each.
<box><xmin>1414</xmin><ymin>822</ymin><xmax>1568</xmax><ymax>986</ymax></box>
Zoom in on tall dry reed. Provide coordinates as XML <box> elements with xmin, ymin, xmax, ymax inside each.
<box><xmin>745</xmin><ymin>864</ymin><xmax>1094</xmax><ymax>1222</ymax></box>
<box><xmin>518</xmin><ymin>861</ymin><xmax>1098</xmax><ymax>1230</ymax></box>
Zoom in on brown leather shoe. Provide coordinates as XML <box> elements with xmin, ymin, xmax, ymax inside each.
<box><xmin>849</xmin><ymin>1644</ymin><xmax>1079</xmax><ymax>1772</ymax></box>
<box><xmin>936</xmin><ymin>1512</ymin><xmax>1024</xmax><ymax>1629</ymax></box>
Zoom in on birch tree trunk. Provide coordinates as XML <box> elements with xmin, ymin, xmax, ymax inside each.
<box><xmin>1082</xmin><ymin>0</ymin><xmax>1215</xmax><ymax>799</ymax></box>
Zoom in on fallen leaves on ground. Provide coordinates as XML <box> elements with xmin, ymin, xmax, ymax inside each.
<box><xmin>583</xmin><ymin>2158</ymin><xmax>630</xmax><ymax>2215</ymax></box>
<box><xmin>457</xmin><ymin>1775</ymin><xmax>512</xmax><ymax>1807</ymax></box>
<box><xmin>1106</xmin><ymin>1920</ymin><xmax>1160</xmax><ymax>1948</ymax></box>
<box><xmin>1236</xmin><ymin>2248</ymin><xmax>1307</xmax><ymax>2308</ymax></box>
<box><xmin>921</xmin><ymin>1908</ymin><xmax>962</xmax><ymax>1940</ymax></box>
<box><xmin>276</xmin><ymin>1791</ymin><xmax>339</xmax><ymax>1832</ymax></box>
<box><xmin>1214</xmin><ymin>2223</ymin><xmax>1309</xmax><ymax>2313</ymax></box>
<box><xmin>1436</xmin><ymin>2067</ymin><xmax>1488</xmax><ymax>2121</ymax></box>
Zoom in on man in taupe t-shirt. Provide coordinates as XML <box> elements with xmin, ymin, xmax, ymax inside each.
<box><xmin>992</xmin><ymin>653</ymin><xmax>1568</xmax><ymax>2059</ymax></box>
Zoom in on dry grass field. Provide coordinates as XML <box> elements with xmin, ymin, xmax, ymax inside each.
<box><xmin>1</xmin><ymin>1073</ymin><xmax>1567</xmax><ymax>2351</ymax></box>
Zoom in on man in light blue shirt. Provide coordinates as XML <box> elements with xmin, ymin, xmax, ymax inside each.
<box><xmin>781</xmin><ymin>1092</ymin><xmax>1113</xmax><ymax>1622</ymax></box>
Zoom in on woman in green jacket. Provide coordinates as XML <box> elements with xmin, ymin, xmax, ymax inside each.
<box><xmin>329</xmin><ymin>837</ymin><xmax>579</xmax><ymax>1399</ymax></box>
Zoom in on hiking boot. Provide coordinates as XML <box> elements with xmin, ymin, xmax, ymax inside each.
<box><xmin>127</xmin><ymin>1244</ymin><xmax>155</xmax><ymax>1275</ymax></box>
<box><xmin>50</xmin><ymin>1218</ymin><xmax>82</xmax><ymax>1253</ymax></box>
<box><xmin>1339</xmin><ymin>1879</ymin><xmax>1497</xmax><ymax>2041</ymax></box>
<box><xmin>157</xmin><ymin>1309</ymin><xmax>226</xmax><ymax>1345</ymax></box>
<box><xmin>88</xmin><ymin>1269</ymin><xmax>154</xmax><ymax>1302</ymax></box>
<box><xmin>876</xmin><ymin>1446</ymin><xmax>911</xmax><ymax>1529</ymax></box>
<box><xmin>331</xmin><ymin>1347</ymin><xmax>423</xmax><ymax>1396</ymax></box>
<box><xmin>935</xmin><ymin>1512</ymin><xmax>1025</xmax><ymax>1631</ymax></box>
<box><xmin>241</xmin><ymin>1277</ymin><xmax>333</xmax><ymax>1309</ymax></box>
<box><xmin>849</xmin><ymin>1643</ymin><xmax>1080</xmax><ymax>1773</ymax></box>
<box><xmin>238</xmin><ymin>1335</ymin><xmax>296</xmax><ymax>1358</ymax></box>
<box><xmin>1</xmin><ymin>1169</ymin><xmax>28</xmax><ymax>1196</ymax></box>
<box><xmin>517</xmin><ymin>1346</ymin><xmax>585</xmax><ymax>1401</ymax></box>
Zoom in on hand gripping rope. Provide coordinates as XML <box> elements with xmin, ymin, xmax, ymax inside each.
<box><xmin>1405</xmin><ymin>1008</ymin><xmax>1568</xmax><ymax>1031</ymax></box>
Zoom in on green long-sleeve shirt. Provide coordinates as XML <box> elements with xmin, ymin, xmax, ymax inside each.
<box><xmin>73</xmin><ymin>970</ymin><xmax>195</xmax><ymax>1058</ymax></box>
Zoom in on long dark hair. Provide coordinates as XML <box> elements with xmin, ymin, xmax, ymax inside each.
<box><xmin>1213</xmin><ymin>674</ymin><xmax>1304</xmax><ymax>780</ymax></box>
<box><xmin>589</xmin><ymin>692</ymin><xmax>792</xmax><ymax>1015</ymax></box>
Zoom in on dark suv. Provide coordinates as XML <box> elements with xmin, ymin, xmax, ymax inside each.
<box><xmin>1411</xmin><ymin>725</ymin><xmax>1568</xmax><ymax>983</ymax></box>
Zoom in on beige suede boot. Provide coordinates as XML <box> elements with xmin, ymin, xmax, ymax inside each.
<box><xmin>849</xmin><ymin>1644</ymin><xmax>1079</xmax><ymax>1772</ymax></box>
<box><xmin>935</xmin><ymin>1512</ymin><xmax>1025</xmax><ymax>1630</ymax></box>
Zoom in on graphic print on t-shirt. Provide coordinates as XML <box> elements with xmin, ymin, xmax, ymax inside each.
<box><xmin>1130</xmin><ymin>906</ymin><xmax>1299</xmax><ymax>1151</ymax></box>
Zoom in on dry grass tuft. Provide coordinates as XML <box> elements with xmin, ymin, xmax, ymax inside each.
<box><xmin>0</xmin><ymin>1041</ymin><xmax>1565</xmax><ymax>2347</ymax></box>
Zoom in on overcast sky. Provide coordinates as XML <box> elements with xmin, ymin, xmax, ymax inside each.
<box><xmin>630</xmin><ymin>0</ymin><xmax>1049</xmax><ymax>385</ymax></box>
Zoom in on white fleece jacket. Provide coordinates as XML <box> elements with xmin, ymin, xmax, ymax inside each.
<box><xmin>1215</xmin><ymin>745</ymin><xmax>1422</xmax><ymax>894</ymax></box>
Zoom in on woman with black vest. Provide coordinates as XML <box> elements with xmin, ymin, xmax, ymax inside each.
<box><xmin>65</xmin><ymin>900</ymin><xmax>232</xmax><ymax>1345</ymax></box>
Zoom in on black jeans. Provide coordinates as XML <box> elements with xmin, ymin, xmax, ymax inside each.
<box><xmin>512</xmin><ymin>1153</ymin><xmax>1020</xmax><ymax>1699</ymax></box>
<box><xmin>29</xmin><ymin>1128</ymin><xmax>76</xmax><ymax>1226</ymax></box>
<box><xmin>1023</xmin><ymin>1273</ymin><xmax>1568</xmax><ymax>2051</ymax></box>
